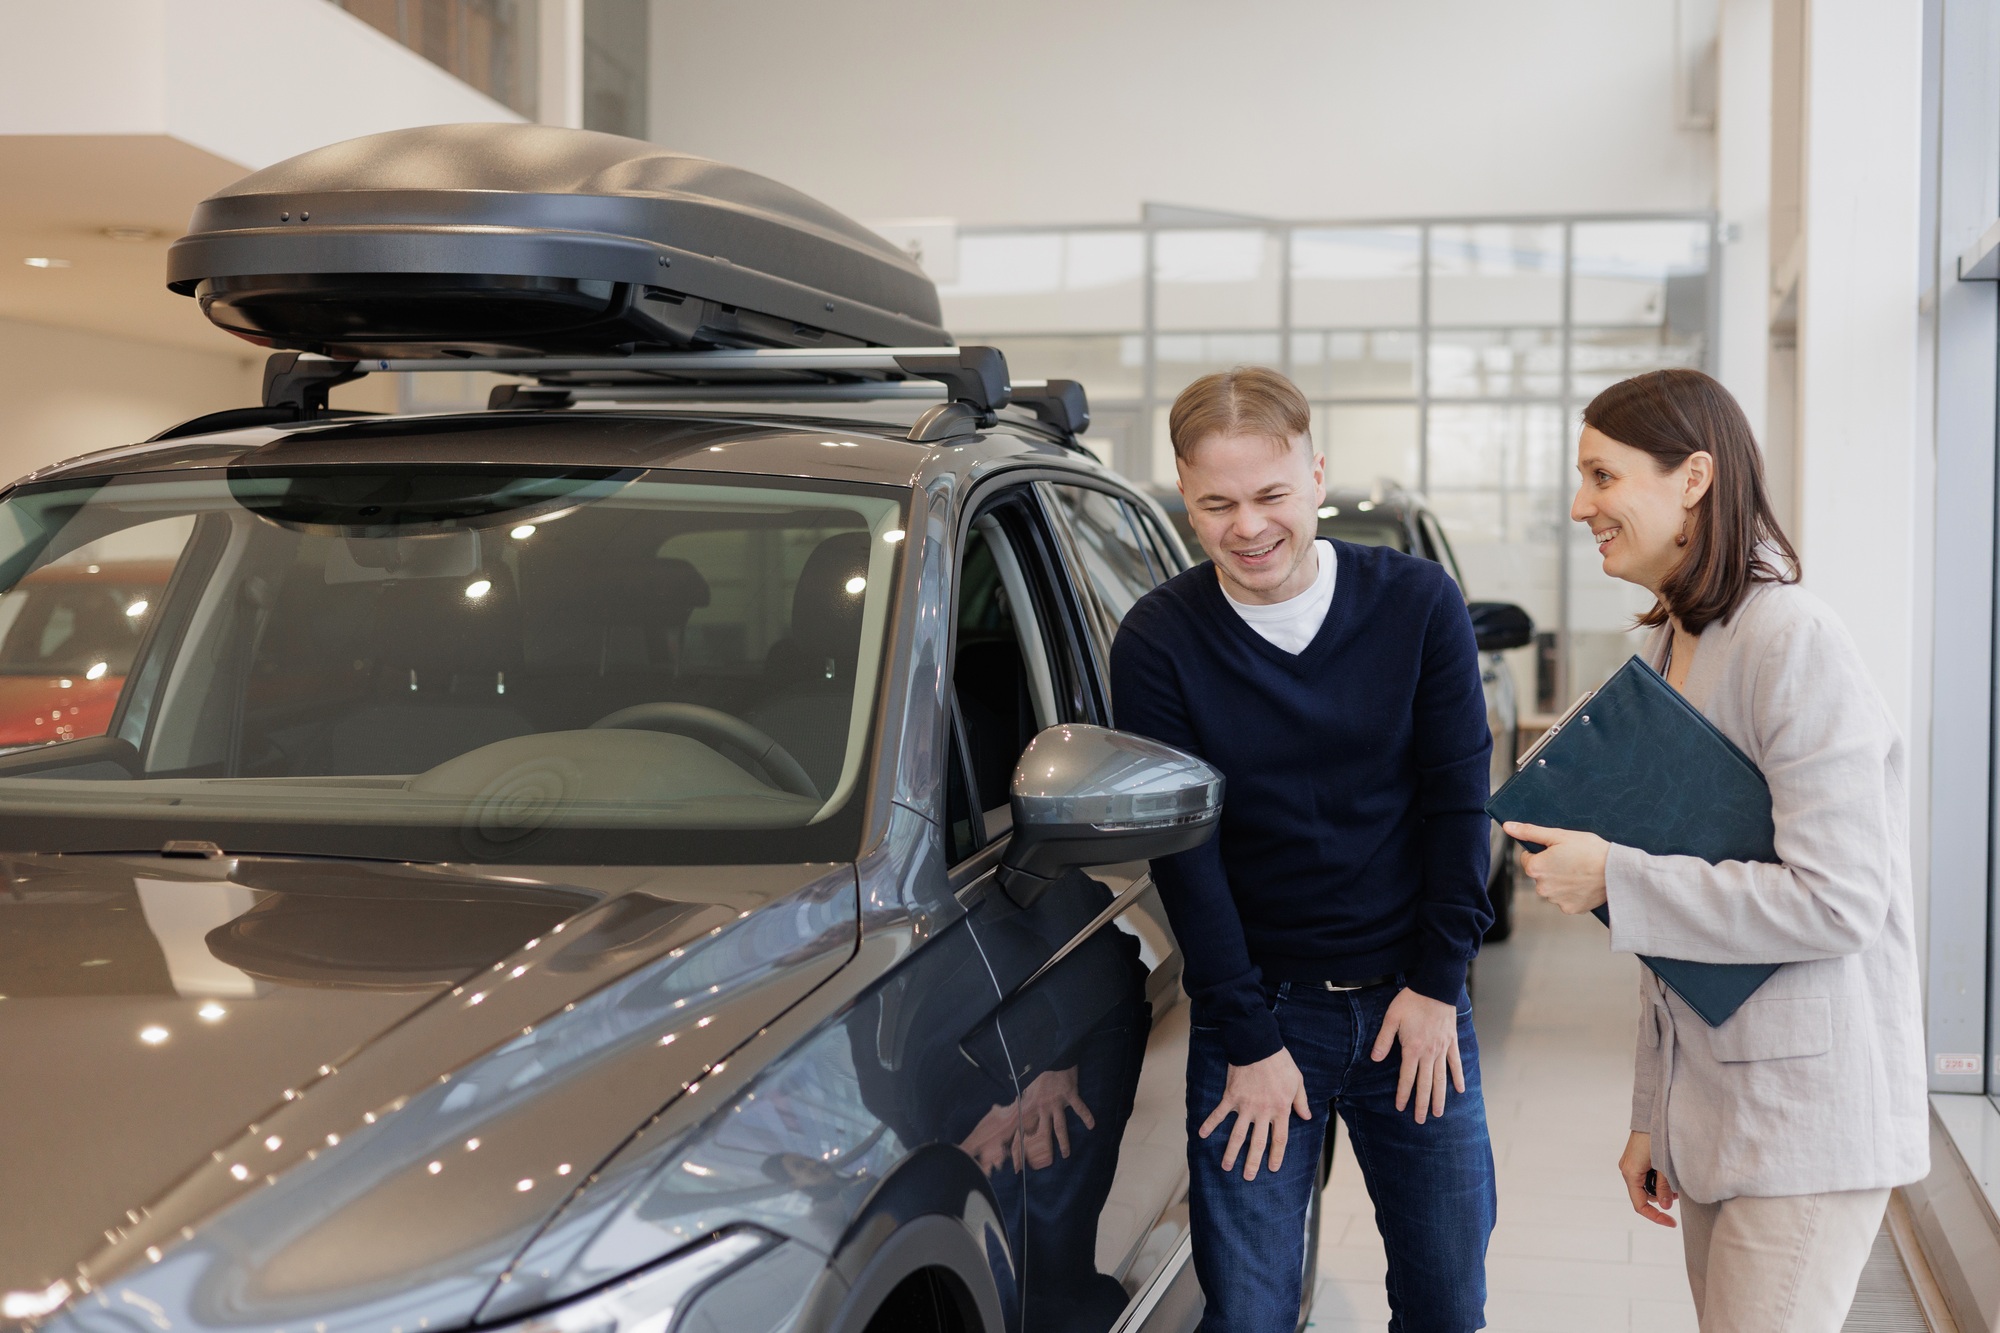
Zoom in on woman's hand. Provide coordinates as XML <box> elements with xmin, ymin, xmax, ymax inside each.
<box><xmin>1503</xmin><ymin>822</ymin><xmax>1611</xmax><ymax>914</ymax></box>
<box><xmin>1619</xmin><ymin>1131</ymin><xmax>1677</xmax><ymax>1227</ymax></box>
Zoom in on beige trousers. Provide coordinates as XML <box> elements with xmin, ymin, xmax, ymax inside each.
<box><xmin>1680</xmin><ymin>1187</ymin><xmax>1891</xmax><ymax>1333</ymax></box>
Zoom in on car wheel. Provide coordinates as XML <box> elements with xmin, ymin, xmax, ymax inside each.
<box><xmin>1483</xmin><ymin>851</ymin><xmax>1516</xmax><ymax>943</ymax></box>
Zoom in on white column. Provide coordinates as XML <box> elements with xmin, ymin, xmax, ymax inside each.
<box><xmin>1792</xmin><ymin>0</ymin><xmax>1925</xmax><ymax>734</ymax></box>
<box><xmin>1715</xmin><ymin>0</ymin><xmax>1774</xmax><ymax>483</ymax></box>
<box><xmin>538</xmin><ymin>0</ymin><xmax>585</xmax><ymax>129</ymax></box>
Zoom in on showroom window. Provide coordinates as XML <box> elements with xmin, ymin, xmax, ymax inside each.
<box><xmin>938</xmin><ymin>211</ymin><xmax>1716</xmax><ymax>706</ymax></box>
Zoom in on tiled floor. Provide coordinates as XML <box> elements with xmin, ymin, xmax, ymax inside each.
<box><xmin>1307</xmin><ymin>889</ymin><xmax>1698</xmax><ymax>1332</ymax></box>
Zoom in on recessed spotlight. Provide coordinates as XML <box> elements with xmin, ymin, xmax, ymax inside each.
<box><xmin>23</xmin><ymin>257</ymin><xmax>71</xmax><ymax>269</ymax></box>
<box><xmin>197</xmin><ymin>1002</ymin><xmax>226</xmax><ymax>1022</ymax></box>
<box><xmin>139</xmin><ymin>1026</ymin><xmax>169</xmax><ymax>1045</ymax></box>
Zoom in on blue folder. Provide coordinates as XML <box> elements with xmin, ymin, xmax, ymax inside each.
<box><xmin>1486</xmin><ymin>654</ymin><xmax>1778</xmax><ymax>1027</ymax></box>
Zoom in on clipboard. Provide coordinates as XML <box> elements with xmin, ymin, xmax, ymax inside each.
<box><xmin>1487</xmin><ymin>654</ymin><xmax>1779</xmax><ymax>1027</ymax></box>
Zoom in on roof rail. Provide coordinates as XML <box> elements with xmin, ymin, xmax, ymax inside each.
<box><xmin>203</xmin><ymin>345</ymin><xmax>1095</xmax><ymax>451</ymax></box>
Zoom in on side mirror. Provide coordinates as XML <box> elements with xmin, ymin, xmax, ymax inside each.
<box><xmin>1468</xmin><ymin>601</ymin><xmax>1534</xmax><ymax>653</ymax></box>
<box><xmin>998</xmin><ymin>724</ymin><xmax>1224</xmax><ymax>907</ymax></box>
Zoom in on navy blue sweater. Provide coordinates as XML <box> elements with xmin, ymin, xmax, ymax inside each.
<box><xmin>1109</xmin><ymin>541</ymin><xmax>1494</xmax><ymax>1065</ymax></box>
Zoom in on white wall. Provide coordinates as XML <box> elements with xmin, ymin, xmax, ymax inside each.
<box><xmin>0</xmin><ymin>0</ymin><xmax>523</xmax><ymax>166</ymax></box>
<box><xmin>0</xmin><ymin>317</ymin><xmax>396</xmax><ymax>489</ymax></box>
<box><xmin>1791</xmin><ymin>0</ymin><xmax>1926</xmax><ymax>737</ymax></box>
<box><xmin>648</xmin><ymin>0</ymin><xmax>1714</xmax><ymax>226</ymax></box>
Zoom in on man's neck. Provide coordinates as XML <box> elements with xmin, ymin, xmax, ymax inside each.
<box><xmin>1218</xmin><ymin>538</ymin><xmax>1321</xmax><ymax>606</ymax></box>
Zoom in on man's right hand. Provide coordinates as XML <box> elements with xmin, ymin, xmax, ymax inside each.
<box><xmin>1198</xmin><ymin>1046</ymin><xmax>1312</xmax><ymax>1181</ymax></box>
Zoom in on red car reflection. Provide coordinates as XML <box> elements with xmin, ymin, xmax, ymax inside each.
<box><xmin>0</xmin><ymin>561</ymin><xmax>173</xmax><ymax>747</ymax></box>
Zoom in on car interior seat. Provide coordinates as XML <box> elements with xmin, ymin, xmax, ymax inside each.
<box><xmin>747</xmin><ymin>531</ymin><xmax>872</xmax><ymax>795</ymax></box>
<box><xmin>314</xmin><ymin>568</ymin><xmax>535</xmax><ymax>775</ymax></box>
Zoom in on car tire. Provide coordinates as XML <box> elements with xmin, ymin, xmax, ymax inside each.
<box><xmin>1483</xmin><ymin>851</ymin><xmax>1516</xmax><ymax>943</ymax></box>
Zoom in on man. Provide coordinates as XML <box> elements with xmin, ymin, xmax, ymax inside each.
<box><xmin>1110</xmin><ymin>367</ymin><xmax>1496</xmax><ymax>1332</ymax></box>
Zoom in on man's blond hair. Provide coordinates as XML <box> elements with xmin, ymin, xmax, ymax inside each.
<box><xmin>1167</xmin><ymin>365</ymin><xmax>1313</xmax><ymax>463</ymax></box>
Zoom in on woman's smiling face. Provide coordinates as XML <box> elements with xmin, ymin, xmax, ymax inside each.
<box><xmin>1570</xmin><ymin>424</ymin><xmax>1710</xmax><ymax>594</ymax></box>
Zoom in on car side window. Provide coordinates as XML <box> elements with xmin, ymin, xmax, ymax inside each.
<box><xmin>947</xmin><ymin>498</ymin><xmax>1088</xmax><ymax>862</ymax></box>
<box><xmin>1037</xmin><ymin>482</ymin><xmax>1164</xmax><ymax>665</ymax></box>
<box><xmin>1419</xmin><ymin>511</ymin><xmax>1466</xmax><ymax>591</ymax></box>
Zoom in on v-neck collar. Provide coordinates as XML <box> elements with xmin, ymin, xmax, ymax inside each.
<box><xmin>1197</xmin><ymin>540</ymin><xmax>1352</xmax><ymax>676</ymax></box>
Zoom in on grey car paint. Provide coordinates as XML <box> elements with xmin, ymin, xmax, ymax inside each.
<box><xmin>9</xmin><ymin>413</ymin><xmax>1212</xmax><ymax>1333</ymax></box>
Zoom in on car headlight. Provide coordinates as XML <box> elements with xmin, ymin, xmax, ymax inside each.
<box><xmin>509</xmin><ymin>1229</ymin><xmax>772</xmax><ymax>1333</ymax></box>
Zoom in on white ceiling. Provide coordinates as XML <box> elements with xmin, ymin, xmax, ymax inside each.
<box><xmin>0</xmin><ymin>135</ymin><xmax>259</xmax><ymax>355</ymax></box>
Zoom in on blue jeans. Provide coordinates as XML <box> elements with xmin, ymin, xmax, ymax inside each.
<box><xmin>1186</xmin><ymin>980</ymin><xmax>1495</xmax><ymax>1333</ymax></box>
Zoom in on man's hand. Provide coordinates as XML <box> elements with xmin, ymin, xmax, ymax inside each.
<box><xmin>957</xmin><ymin>1099</ymin><xmax>1019</xmax><ymax>1175</ymax></box>
<box><xmin>1019</xmin><ymin>1066</ymin><xmax>1095</xmax><ymax>1170</ymax></box>
<box><xmin>1619</xmin><ymin>1131</ymin><xmax>1677</xmax><ymax>1227</ymax></box>
<box><xmin>1370</xmin><ymin>987</ymin><xmax>1464</xmax><ymax>1123</ymax></box>
<box><xmin>1198</xmin><ymin>1046</ymin><xmax>1311</xmax><ymax>1181</ymax></box>
<box><xmin>1504</xmin><ymin>821</ymin><xmax>1611</xmax><ymax>915</ymax></box>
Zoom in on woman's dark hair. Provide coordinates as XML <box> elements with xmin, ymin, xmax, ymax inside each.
<box><xmin>1582</xmin><ymin>368</ymin><xmax>1798</xmax><ymax>635</ymax></box>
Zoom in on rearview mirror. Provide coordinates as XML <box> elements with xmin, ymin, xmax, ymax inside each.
<box><xmin>1468</xmin><ymin>601</ymin><xmax>1534</xmax><ymax>653</ymax></box>
<box><xmin>998</xmin><ymin>724</ymin><xmax>1224</xmax><ymax>907</ymax></box>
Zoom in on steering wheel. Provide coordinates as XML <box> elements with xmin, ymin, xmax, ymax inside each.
<box><xmin>588</xmin><ymin>703</ymin><xmax>820</xmax><ymax>800</ymax></box>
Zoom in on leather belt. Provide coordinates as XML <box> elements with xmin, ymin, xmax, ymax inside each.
<box><xmin>1316</xmin><ymin>974</ymin><xmax>1396</xmax><ymax>992</ymax></box>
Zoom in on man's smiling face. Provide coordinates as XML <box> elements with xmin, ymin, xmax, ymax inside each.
<box><xmin>1176</xmin><ymin>429</ymin><xmax>1327</xmax><ymax>605</ymax></box>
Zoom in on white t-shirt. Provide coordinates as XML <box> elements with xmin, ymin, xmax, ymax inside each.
<box><xmin>1221</xmin><ymin>539</ymin><xmax>1336</xmax><ymax>655</ymax></box>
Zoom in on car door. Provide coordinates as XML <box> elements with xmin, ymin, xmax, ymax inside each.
<box><xmin>997</xmin><ymin>478</ymin><xmax>1195</xmax><ymax>1329</ymax></box>
<box><xmin>935</xmin><ymin>476</ymin><xmax>1193</xmax><ymax>1333</ymax></box>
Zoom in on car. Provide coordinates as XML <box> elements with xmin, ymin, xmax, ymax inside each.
<box><xmin>1146</xmin><ymin>484</ymin><xmax>1534</xmax><ymax>942</ymax></box>
<box><xmin>0</xmin><ymin>560</ymin><xmax>174</xmax><ymax>748</ymax></box>
<box><xmin>0</xmin><ymin>125</ymin><xmax>1318</xmax><ymax>1333</ymax></box>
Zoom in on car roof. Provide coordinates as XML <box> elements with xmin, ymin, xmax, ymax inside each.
<box><xmin>12</xmin><ymin>406</ymin><xmax>1105</xmax><ymax>494</ymax></box>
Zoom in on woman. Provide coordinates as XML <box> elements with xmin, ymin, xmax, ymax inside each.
<box><xmin>1503</xmin><ymin>368</ymin><xmax>1927</xmax><ymax>1333</ymax></box>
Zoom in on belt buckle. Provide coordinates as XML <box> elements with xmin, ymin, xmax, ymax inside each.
<box><xmin>1322</xmin><ymin>979</ymin><xmax>1364</xmax><ymax>992</ymax></box>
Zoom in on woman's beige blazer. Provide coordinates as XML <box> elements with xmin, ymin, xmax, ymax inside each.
<box><xmin>1605</xmin><ymin>580</ymin><xmax>1928</xmax><ymax>1203</ymax></box>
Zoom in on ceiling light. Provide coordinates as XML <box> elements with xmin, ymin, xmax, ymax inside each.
<box><xmin>139</xmin><ymin>1025</ymin><xmax>169</xmax><ymax>1045</ymax></box>
<box><xmin>125</xmin><ymin>599</ymin><xmax>148</xmax><ymax>618</ymax></box>
<box><xmin>509</xmin><ymin>524</ymin><xmax>535</xmax><ymax>540</ymax></box>
<box><xmin>85</xmin><ymin>661</ymin><xmax>108</xmax><ymax>680</ymax></box>
<box><xmin>23</xmin><ymin>257</ymin><xmax>71</xmax><ymax>269</ymax></box>
<box><xmin>1317</xmin><ymin>506</ymin><xmax>1336</xmax><ymax>518</ymax></box>
<box><xmin>3</xmin><ymin>1280</ymin><xmax>71</xmax><ymax>1319</ymax></box>
<box><xmin>1357</xmin><ymin>500</ymin><xmax>1375</xmax><ymax>512</ymax></box>
<box><xmin>843</xmin><ymin>576</ymin><xmax>866</xmax><ymax>595</ymax></box>
<box><xmin>464</xmin><ymin>579</ymin><xmax>492</xmax><ymax>600</ymax></box>
<box><xmin>197</xmin><ymin>1002</ymin><xmax>226</xmax><ymax>1022</ymax></box>
<box><xmin>102</xmin><ymin>226</ymin><xmax>160</xmax><ymax>242</ymax></box>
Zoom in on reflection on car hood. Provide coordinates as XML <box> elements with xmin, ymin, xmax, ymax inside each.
<box><xmin>0</xmin><ymin>853</ymin><xmax>856</xmax><ymax>1333</ymax></box>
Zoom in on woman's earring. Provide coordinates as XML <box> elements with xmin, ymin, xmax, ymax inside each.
<box><xmin>1674</xmin><ymin>519</ymin><xmax>1690</xmax><ymax>548</ymax></box>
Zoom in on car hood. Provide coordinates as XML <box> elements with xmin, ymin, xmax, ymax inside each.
<box><xmin>0</xmin><ymin>852</ymin><xmax>855</xmax><ymax>1332</ymax></box>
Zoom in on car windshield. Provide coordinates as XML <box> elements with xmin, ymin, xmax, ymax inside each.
<box><xmin>0</xmin><ymin>465</ymin><xmax>906</xmax><ymax>864</ymax></box>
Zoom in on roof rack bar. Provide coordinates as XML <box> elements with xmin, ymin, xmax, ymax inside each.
<box><xmin>558</xmin><ymin>381</ymin><xmax>948</xmax><ymax>403</ymax></box>
<box><xmin>362</xmin><ymin>347</ymin><xmax>954</xmax><ymax>375</ymax></box>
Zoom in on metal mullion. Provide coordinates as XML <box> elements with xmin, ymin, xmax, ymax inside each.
<box><xmin>1278</xmin><ymin>227</ymin><xmax>1294</xmax><ymax>379</ymax></box>
<box><xmin>1557</xmin><ymin>220</ymin><xmax>1576</xmax><ymax>708</ymax></box>
<box><xmin>1418</xmin><ymin>224</ymin><xmax>1432</xmax><ymax>494</ymax></box>
<box><xmin>1141</xmin><ymin>225</ymin><xmax>1158</xmax><ymax>482</ymax></box>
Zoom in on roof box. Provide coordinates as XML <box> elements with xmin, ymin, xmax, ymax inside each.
<box><xmin>166</xmin><ymin>124</ymin><xmax>949</xmax><ymax>358</ymax></box>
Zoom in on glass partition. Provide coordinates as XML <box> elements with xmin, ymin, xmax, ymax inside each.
<box><xmin>941</xmin><ymin>210</ymin><xmax>1716</xmax><ymax>709</ymax></box>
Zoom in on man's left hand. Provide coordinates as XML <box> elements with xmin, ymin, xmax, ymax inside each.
<box><xmin>1503</xmin><ymin>822</ymin><xmax>1611</xmax><ymax>915</ymax></box>
<box><xmin>1370</xmin><ymin>988</ymin><xmax>1464</xmax><ymax>1123</ymax></box>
